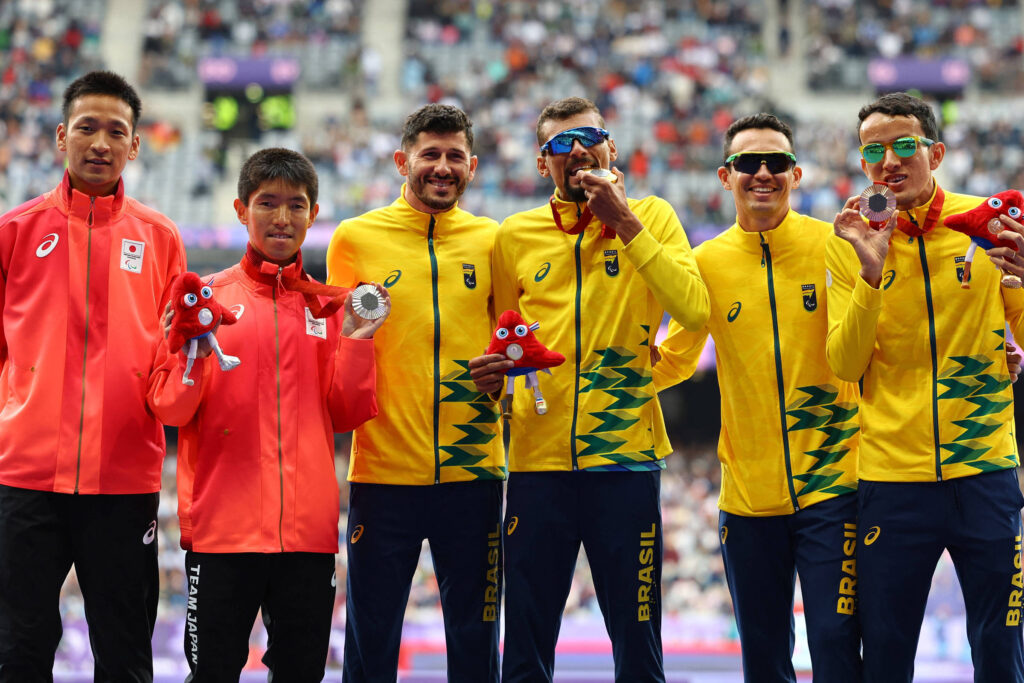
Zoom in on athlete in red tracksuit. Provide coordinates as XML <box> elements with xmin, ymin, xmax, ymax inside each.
<box><xmin>0</xmin><ymin>72</ymin><xmax>186</xmax><ymax>681</ymax></box>
<box><xmin>148</xmin><ymin>147</ymin><xmax>386</xmax><ymax>680</ymax></box>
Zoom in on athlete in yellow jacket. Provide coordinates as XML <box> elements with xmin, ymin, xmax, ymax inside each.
<box><xmin>828</xmin><ymin>92</ymin><xmax>1024</xmax><ymax>682</ymax></box>
<box><xmin>655</xmin><ymin>114</ymin><xmax>861</xmax><ymax>682</ymax></box>
<box><xmin>471</xmin><ymin>97</ymin><xmax>708</xmax><ymax>683</ymax></box>
<box><xmin>326</xmin><ymin>105</ymin><xmax>503</xmax><ymax>683</ymax></box>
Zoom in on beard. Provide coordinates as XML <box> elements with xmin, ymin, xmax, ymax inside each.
<box><xmin>408</xmin><ymin>173</ymin><xmax>467</xmax><ymax>211</ymax></box>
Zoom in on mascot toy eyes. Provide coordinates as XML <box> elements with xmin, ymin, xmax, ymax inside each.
<box><xmin>486</xmin><ymin>310</ymin><xmax>565</xmax><ymax>417</ymax></box>
<box><xmin>167</xmin><ymin>272</ymin><xmax>241</xmax><ymax>385</ymax></box>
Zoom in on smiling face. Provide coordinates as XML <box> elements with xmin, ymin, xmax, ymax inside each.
<box><xmin>858</xmin><ymin>112</ymin><xmax>945</xmax><ymax>211</ymax></box>
<box><xmin>718</xmin><ymin>127</ymin><xmax>801</xmax><ymax>232</ymax></box>
<box><xmin>536</xmin><ymin>111</ymin><xmax>617</xmax><ymax>203</ymax></box>
<box><xmin>395</xmin><ymin>130</ymin><xmax>477</xmax><ymax>214</ymax></box>
<box><xmin>234</xmin><ymin>178</ymin><xmax>319</xmax><ymax>266</ymax></box>
<box><xmin>56</xmin><ymin>94</ymin><xmax>140</xmax><ymax>197</ymax></box>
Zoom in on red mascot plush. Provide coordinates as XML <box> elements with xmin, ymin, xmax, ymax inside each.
<box><xmin>945</xmin><ymin>189</ymin><xmax>1024</xmax><ymax>289</ymax></box>
<box><xmin>486</xmin><ymin>309</ymin><xmax>565</xmax><ymax>417</ymax></box>
<box><xmin>167</xmin><ymin>272</ymin><xmax>240</xmax><ymax>385</ymax></box>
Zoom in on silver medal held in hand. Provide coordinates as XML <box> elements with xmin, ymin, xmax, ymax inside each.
<box><xmin>351</xmin><ymin>284</ymin><xmax>389</xmax><ymax>320</ymax></box>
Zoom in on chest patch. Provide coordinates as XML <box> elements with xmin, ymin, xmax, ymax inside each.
<box><xmin>463</xmin><ymin>263</ymin><xmax>477</xmax><ymax>289</ymax></box>
<box><xmin>305</xmin><ymin>307</ymin><xmax>326</xmax><ymax>339</ymax></box>
<box><xmin>120</xmin><ymin>239</ymin><xmax>145</xmax><ymax>274</ymax></box>
<box><xmin>604</xmin><ymin>250</ymin><xmax>619</xmax><ymax>277</ymax></box>
<box><xmin>802</xmin><ymin>284</ymin><xmax>817</xmax><ymax>312</ymax></box>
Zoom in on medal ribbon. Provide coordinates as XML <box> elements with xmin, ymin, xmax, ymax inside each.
<box><xmin>549</xmin><ymin>197</ymin><xmax>616</xmax><ymax>239</ymax></box>
<box><xmin>240</xmin><ymin>245</ymin><xmax>351</xmax><ymax>319</ymax></box>
<box><xmin>896</xmin><ymin>186</ymin><xmax>945</xmax><ymax>238</ymax></box>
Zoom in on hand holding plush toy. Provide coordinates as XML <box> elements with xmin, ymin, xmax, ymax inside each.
<box><xmin>945</xmin><ymin>190</ymin><xmax>1024</xmax><ymax>289</ymax></box>
<box><xmin>486</xmin><ymin>310</ymin><xmax>565</xmax><ymax>417</ymax></box>
<box><xmin>167</xmin><ymin>272</ymin><xmax>241</xmax><ymax>385</ymax></box>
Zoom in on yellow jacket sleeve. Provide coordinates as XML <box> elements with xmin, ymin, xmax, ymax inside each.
<box><xmin>652</xmin><ymin>318</ymin><xmax>708</xmax><ymax>391</ymax></box>
<box><xmin>824</xmin><ymin>233</ymin><xmax>884</xmax><ymax>382</ymax></box>
<box><xmin>621</xmin><ymin>198</ymin><xmax>709</xmax><ymax>331</ymax></box>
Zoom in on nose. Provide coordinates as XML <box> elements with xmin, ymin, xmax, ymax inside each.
<box><xmin>435</xmin><ymin>153</ymin><xmax>451</xmax><ymax>176</ymax></box>
<box><xmin>882</xmin><ymin>145</ymin><xmax>902</xmax><ymax>168</ymax></box>
<box><xmin>753</xmin><ymin>162</ymin><xmax>774</xmax><ymax>180</ymax></box>
<box><xmin>568</xmin><ymin>139</ymin><xmax>589</xmax><ymax>157</ymax></box>
<box><xmin>272</xmin><ymin>204</ymin><xmax>290</xmax><ymax>225</ymax></box>
<box><xmin>91</xmin><ymin>132</ymin><xmax>112</xmax><ymax>153</ymax></box>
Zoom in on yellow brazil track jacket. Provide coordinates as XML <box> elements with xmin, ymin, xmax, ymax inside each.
<box><xmin>493</xmin><ymin>193</ymin><xmax>709</xmax><ymax>472</ymax></box>
<box><xmin>654</xmin><ymin>211</ymin><xmax>859</xmax><ymax>516</ymax></box>
<box><xmin>826</xmin><ymin>185</ymin><xmax>1024</xmax><ymax>482</ymax></box>
<box><xmin>326</xmin><ymin>189</ymin><xmax>504</xmax><ymax>484</ymax></box>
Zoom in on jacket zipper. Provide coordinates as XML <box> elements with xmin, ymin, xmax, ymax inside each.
<box><xmin>570</xmin><ymin>230</ymin><xmax>585</xmax><ymax>470</ymax></box>
<box><xmin>760</xmin><ymin>234</ymin><xmax>800</xmax><ymax>511</ymax></box>
<box><xmin>274</xmin><ymin>267</ymin><xmax>285</xmax><ymax>550</ymax></box>
<box><xmin>428</xmin><ymin>217</ymin><xmax>441</xmax><ymax>484</ymax></box>
<box><xmin>74</xmin><ymin>197</ymin><xmax>96</xmax><ymax>494</ymax></box>
<box><xmin>916</xmin><ymin>235</ymin><xmax>942</xmax><ymax>480</ymax></box>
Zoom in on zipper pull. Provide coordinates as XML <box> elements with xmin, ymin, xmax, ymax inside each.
<box><xmin>759</xmin><ymin>233</ymin><xmax>768</xmax><ymax>268</ymax></box>
<box><xmin>88</xmin><ymin>196</ymin><xmax>95</xmax><ymax>227</ymax></box>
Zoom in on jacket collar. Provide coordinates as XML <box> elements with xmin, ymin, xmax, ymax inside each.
<box><xmin>729</xmin><ymin>209</ymin><xmax>802</xmax><ymax>254</ymax></box>
<box><xmin>53</xmin><ymin>170</ymin><xmax>126</xmax><ymax>225</ymax></box>
<box><xmin>389</xmin><ymin>185</ymin><xmax>461</xmax><ymax>234</ymax></box>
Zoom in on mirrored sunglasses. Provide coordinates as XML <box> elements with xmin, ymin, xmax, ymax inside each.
<box><xmin>859</xmin><ymin>136</ymin><xmax>934</xmax><ymax>164</ymax></box>
<box><xmin>725</xmin><ymin>151</ymin><xmax>797</xmax><ymax>175</ymax></box>
<box><xmin>540</xmin><ymin>126</ymin><xmax>610</xmax><ymax>155</ymax></box>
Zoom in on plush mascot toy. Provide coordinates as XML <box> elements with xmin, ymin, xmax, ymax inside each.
<box><xmin>945</xmin><ymin>189</ymin><xmax>1024</xmax><ymax>289</ymax></box>
<box><xmin>167</xmin><ymin>272</ymin><xmax>241</xmax><ymax>385</ymax></box>
<box><xmin>486</xmin><ymin>310</ymin><xmax>565</xmax><ymax>417</ymax></box>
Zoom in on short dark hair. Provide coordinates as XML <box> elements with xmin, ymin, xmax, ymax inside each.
<box><xmin>62</xmin><ymin>71</ymin><xmax>142</xmax><ymax>131</ymax></box>
<box><xmin>400</xmin><ymin>104</ymin><xmax>474</xmax><ymax>152</ymax></box>
<box><xmin>858</xmin><ymin>92</ymin><xmax>939</xmax><ymax>141</ymax></box>
<box><xmin>536</xmin><ymin>96</ymin><xmax>604</xmax><ymax>148</ymax></box>
<box><xmin>237</xmin><ymin>148</ymin><xmax>318</xmax><ymax>206</ymax></box>
<box><xmin>722</xmin><ymin>113</ymin><xmax>794</xmax><ymax>164</ymax></box>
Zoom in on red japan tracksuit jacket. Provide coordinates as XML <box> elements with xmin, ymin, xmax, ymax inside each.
<box><xmin>147</xmin><ymin>254</ymin><xmax>379</xmax><ymax>553</ymax></box>
<box><xmin>0</xmin><ymin>171</ymin><xmax>186</xmax><ymax>494</ymax></box>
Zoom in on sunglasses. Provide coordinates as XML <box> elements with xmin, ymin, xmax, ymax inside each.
<box><xmin>725</xmin><ymin>151</ymin><xmax>797</xmax><ymax>175</ymax></box>
<box><xmin>540</xmin><ymin>126</ymin><xmax>610</xmax><ymax>155</ymax></box>
<box><xmin>858</xmin><ymin>136</ymin><xmax>934</xmax><ymax>164</ymax></box>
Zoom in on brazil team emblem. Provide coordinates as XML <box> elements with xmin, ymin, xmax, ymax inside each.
<box><xmin>604</xmin><ymin>250</ymin><xmax>619</xmax><ymax>277</ymax></box>
<box><xmin>955</xmin><ymin>255</ymin><xmax>970</xmax><ymax>284</ymax></box>
<box><xmin>463</xmin><ymin>263</ymin><xmax>477</xmax><ymax>289</ymax></box>
<box><xmin>802</xmin><ymin>283</ymin><xmax>817</xmax><ymax>312</ymax></box>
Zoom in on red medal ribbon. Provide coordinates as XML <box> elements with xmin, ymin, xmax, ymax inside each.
<box><xmin>896</xmin><ymin>186</ymin><xmax>945</xmax><ymax>238</ymax></box>
<box><xmin>549</xmin><ymin>197</ymin><xmax>616</xmax><ymax>239</ymax></box>
<box><xmin>240</xmin><ymin>245</ymin><xmax>351</xmax><ymax>319</ymax></box>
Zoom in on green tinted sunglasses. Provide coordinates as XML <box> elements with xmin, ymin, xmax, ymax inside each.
<box><xmin>859</xmin><ymin>136</ymin><xmax>934</xmax><ymax>164</ymax></box>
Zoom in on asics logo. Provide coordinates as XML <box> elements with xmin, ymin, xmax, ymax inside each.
<box><xmin>383</xmin><ymin>270</ymin><xmax>402</xmax><ymax>288</ymax></box>
<box><xmin>229</xmin><ymin>304</ymin><xmax>245</xmax><ymax>319</ymax></box>
<box><xmin>507</xmin><ymin>516</ymin><xmax>519</xmax><ymax>535</ymax></box>
<box><xmin>727</xmin><ymin>302</ymin><xmax>741</xmax><ymax>322</ymax></box>
<box><xmin>864</xmin><ymin>526</ymin><xmax>881</xmax><ymax>546</ymax></box>
<box><xmin>534</xmin><ymin>263</ymin><xmax>551</xmax><ymax>282</ymax></box>
<box><xmin>882</xmin><ymin>270</ymin><xmax>896</xmax><ymax>290</ymax></box>
<box><xmin>143</xmin><ymin>520</ymin><xmax>157</xmax><ymax>545</ymax></box>
<box><xmin>36</xmin><ymin>233</ymin><xmax>59</xmax><ymax>258</ymax></box>
<box><xmin>720</xmin><ymin>525</ymin><xmax>728</xmax><ymax>543</ymax></box>
<box><xmin>331</xmin><ymin>570</ymin><xmax>337</xmax><ymax>588</ymax></box>
<box><xmin>350</xmin><ymin>524</ymin><xmax>364</xmax><ymax>543</ymax></box>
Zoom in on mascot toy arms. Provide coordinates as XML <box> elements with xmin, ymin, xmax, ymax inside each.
<box><xmin>486</xmin><ymin>310</ymin><xmax>565</xmax><ymax>417</ymax></box>
<box><xmin>168</xmin><ymin>272</ymin><xmax>241</xmax><ymax>385</ymax></box>
<box><xmin>945</xmin><ymin>189</ymin><xmax>1023</xmax><ymax>289</ymax></box>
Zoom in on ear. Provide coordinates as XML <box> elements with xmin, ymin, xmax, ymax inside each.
<box><xmin>56</xmin><ymin>123</ymin><xmax>67</xmax><ymax>152</ymax></box>
<box><xmin>860</xmin><ymin>157</ymin><xmax>868</xmax><ymax>176</ymax></box>
<box><xmin>394</xmin><ymin>149</ymin><xmax>409</xmax><ymax>177</ymax></box>
<box><xmin>791</xmin><ymin>165</ymin><xmax>802</xmax><ymax>189</ymax></box>
<box><xmin>467</xmin><ymin>155</ymin><xmax>478</xmax><ymax>184</ymax></box>
<box><xmin>127</xmin><ymin>133</ymin><xmax>140</xmax><ymax>161</ymax></box>
<box><xmin>536</xmin><ymin>153</ymin><xmax>550</xmax><ymax>178</ymax></box>
<box><xmin>717</xmin><ymin>166</ymin><xmax>731</xmax><ymax>190</ymax></box>
<box><xmin>608</xmin><ymin>137</ymin><xmax>617</xmax><ymax>163</ymax></box>
<box><xmin>307</xmin><ymin>202</ymin><xmax>320</xmax><ymax>227</ymax></box>
<box><xmin>233</xmin><ymin>198</ymin><xmax>248</xmax><ymax>225</ymax></box>
<box><xmin>929</xmin><ymin>141</ymin><xmax>945</xmax><ymax>171</ymax></box>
